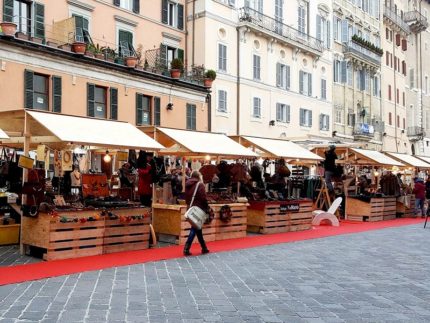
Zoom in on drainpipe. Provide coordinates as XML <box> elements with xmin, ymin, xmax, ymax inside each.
<box><xmin>185</xmin><ymin>0</ymin><xmax>188</xmax><ymax>68</ymax></box>
<box><xmin>419</xmin><ymin>0</ymin><xmax>424</xmax><ymax>154</ymax></box>
<box><xmin>207</xmin><ymin>93</ymin><xmax>212</xmax><ymax>132</ymax></box>
<box><xmin>192</xmin><ymin>0</ymin><xmax>196</xmax><ymax>67</ymax></box>
<box><xmin>393</xmin><ymin>36</ymin><xmax>398</xmax><ymax>152</ymax></box>
<box><xmin>236</xmin><ymin>27</ymin><xmax>241</xmax><ymax>135</ymax></box>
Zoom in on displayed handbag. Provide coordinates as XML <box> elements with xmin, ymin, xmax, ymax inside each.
<box><xmin>220</xmin><ymin>204</ymin><xmax>232</xmax><ymax>222</ymax></box>
<box><xmin>184</xmin><ymin>182</ymin><xmax>208</xmax><ymax>230</ymax></box>
<box><xmin>0</xmin><ymin>148</ymin><xmax>10</xmax><ymax>175</ymax></box>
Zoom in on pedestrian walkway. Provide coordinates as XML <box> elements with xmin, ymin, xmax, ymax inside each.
<box><xmin>1</xmin><ymin>222</ymin><xmax>429</xmax><ymax>322</ymax></box>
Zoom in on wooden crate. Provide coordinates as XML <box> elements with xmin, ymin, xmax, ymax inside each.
<box><xmin>346</xmin><ymin>197</ymin><xmax>389</xmax><ymax>222</ymax></box>
<box><xmin>103</xmin><ymin>208</ymin><xmax>151</xmax><ymax>254</ymax></box>
<box><xmin>397</xmin><ymin>195</ymin><xmax>416</xmax><ymax>218</ymax></box>
<box><xmin>382</xmin><ymin>197</ymin><xmax>397</xmax><ymax>220</ymax></box>
<box><xmin>0</xmin><ymin>224</ymin><xmax>20</xmax><ymax>245</ymax></box>
<box><xmin>213</xmin><ymin>203</ymin><xmax>247</xmax><ymax>241</ymax></box>
<box><xmin>289</xmin><ymin>201</ymin><xmax>313</xmax><ymax>231</ymax></box>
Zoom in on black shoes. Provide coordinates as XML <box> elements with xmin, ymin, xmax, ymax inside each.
<box><xmin>202</xmin><ymin>248</ymin><xmax>210</xmax><ymax>254</ymax></box>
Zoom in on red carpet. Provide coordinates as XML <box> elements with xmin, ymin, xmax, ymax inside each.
<box><xmin>0</xmin><ymin>218</ymin><xmax>424</xmax><ymax>286</ymax></box>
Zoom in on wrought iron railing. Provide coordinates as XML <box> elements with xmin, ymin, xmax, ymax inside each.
<box><xmin>238</xmin><ymin>7</ymin><xmax>324</xmax><ymax>53</ymax></box>
<box><xmin>407</xmin><ymin>126</ymin><xmax>425</xmax><ymax>137</ymax></box>
<box><xmin>353</xmin><ymin>123</ymin><xmax>375</xmax><ymax>137</ymax></box>
<box><xmin>404</xmin><ymin>10</ymin><xmax>429</xmax><ymax>32</ymax></box>
<box><xmin>343</xmin><ymin>41</ymin><xmax>381</xmax><ymax>66</ymax></box>
<box><xmin>383</xmin><ymin>6</ymin><xmax>411</xmax><ymax>34</ymax></box>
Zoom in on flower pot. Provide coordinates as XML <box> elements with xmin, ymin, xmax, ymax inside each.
<box><xmin>72</xmin><ymin>42</ymin><xmax>86</xmax><ymax>54</ymax></box>
<box><xmin>170</xmin><ymin>69</ymin><xmax>181</xmax><ymax>79</ymax></box>
<box><xmin>95</xmin><ymin>53</ymin><xmax>104</xmax><ymax>59</ymax></box>
<box><xmin>0</xmin><ymin>22</ymin><xmax>17</xmax><ymax>37</ymax></box>
<box><xmin>125</xmin><ymin>56</ymin><xmax>138</xmax><ymax>68</ymax></box>
<box><xmin>204</xmin><ymin>78</ymin><xmax>214</xmax><ymax>88</ymax></box>
<box><xmin>84</xmin><ymin>50</ymin><xmax>94</xmax><ymax>58</ymax></box>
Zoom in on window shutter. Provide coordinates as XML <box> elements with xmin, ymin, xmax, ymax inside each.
<box><xmin>341</xmin><ymin>61</ymin><xmax>347</xmax><ymax>83</ymax></box>
<box><xmin>113</xmin><ymin>0</ymin><xmax>120</xmax><ymax>6</ymax></box>
<box><xmin>326</xmin><ymin>21</ymin><xmax>331</xmax><ymax>49</ymax></box>
<box><xmin>162</xmin><ymin>0</ymin><xmax>168</xmax><ymax>24</ymax></box>
<box><xmin>300</xmin><ymin>108</ymin><xmax>304</xmax><ymax>126</ymax></box>
<box><xmin>110</xmin><ymin>88</ymin><xmax>118</xmax><ymax>120</ymax></box>
<box><xmin>341</xmin><ymin>20</ymin><xmax>348</xmax><ymax>43</ymax></box>
<box><xmin>177</xmin><ymin>4</ymin><xmax>184</xmax><ymax>30</ymax></box>
<box><xmin>319</xmin><ymin>114</ymin><xmax>323</xmax><ymax>130</ymax></box>
<box><xmin>299</xmin><ymin>71</ymin><xmax>304</xmax><ymax>94</ymax></box>
<box><xmin>136</xmin><ymin>94</ymin><xmax>143</xmax><ymax>125</ymax></box>
<box><xmin>133</xmin><ymin>0</ymin><xmax>140</xmax><ymax>14</ymax></box>
<box><xmin>52</xmin><ymin>76</ymin><xmax>62</xmax><ymax>113</ymax></box>
<box><xmin>2</xmin><ymin>0</ymin><xmax>13</xmax><ymax>23</ymax></box>
<box><xmin>309</xmin><ymin>111</ymin><xmax>313</xmax><ymax>127</ymax></box>
<box><xmin>276</xmin><ymin>63</ymin><xmax>281</xmax><ymax>87</ymax></box>
<box><xmin>276</xmin><ymin>103</ymin><xmax>281</xmax><ymax>121</ymax></box>
<box><xmin>402</xmin><ymin>39</ymin><xmax>407</xmax><ymax>51</ymax></box>
<box><xmin>396</xmin><ymin>34</ymin><xmax>401</xmax><ymax>46</ymax></box>
<box><xmin>308</xmin><ymin>74</ymin><xmax>312</xmax><ymax>96</ymax></box>
<box><xmin>87</xmin><ymin>83</ymin><xmax>95</xmax><ymax>117</ymax></box>
<box><xmin>24</xmin><ymin>70</ymin><xmax>34</xmax><ymax>109</ymax></box>
<box><xmin>326</xmin><ymin>116</ymin><xmax>330</xmax><ymax>130</ymax></box>
<box><xmin>286</xmin><ymin>105</ymin><xmax>290</xmax><ymax>123</ymax></box>
<box><xmin>34</xmin><ymin>3</ymin><xmax>45</xmax><ymax>39</ymax></box>
<box><xmin>177</xmin><ymin>48</ymin><xmax>184</xmax><ymax>63</ymax></box>
<box><xmin>285</xmin><ymin>65</ymin><xmax>290</xmax><ymax>89</ymax></box>
<box><xmin>316</xmin><ymin>15</ymin><xmax>322</xmax><ymax>40</ymax></box>
<box><xmin>160</xmin><ymin>44</ymin><xmax>167</xmax><ymax>68</ymax></box>
<box><xmin>186</xmin><ymin>104</ymin><xmax>191</xmax><ymax>129</ymax></box>
<box><xmin>154</xmin><ymin>97</ymin><xmax>161</xmax><ymax>126</ymax></box>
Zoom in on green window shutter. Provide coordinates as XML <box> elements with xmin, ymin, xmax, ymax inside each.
<box><xmin>160</xmin><ymin>44</ymin><xmax>167</xmax><ymax>68</ymax></box>
<box><xmin>133</xmin><ymin>0</ymin><xmax>140</xmax><ymax>14</ymax></box>
<box><xmin>87</xmin><ymin>83</ymin><xmax>95</xmax><ymax>117</ymax></box>
<box><xmin>177</xmin><ymin>4</ymin><xmax>184</xmax><ymax>30</ymax></box>
<box><xmin>3</xmin><ymin>0</ymin><xmax>13</xmax><ymax>23</ymax></box>
<box><xmin>52</xmin><ymin>76</ymin><xmax>62</xmax><ymax>113</ymax></box>
<box><xmin>154</xmin><ymin>97</ymin><xmax>161</xmax><ymax>126</ymax></box>
<box><xmin>24</xmin><ymin>70</ymin><xmax>34</xmax><ymax>109</ymax></box>
<box><xmin>34</xmin><ymin>3</ymin><xmax>45</xmax><ymax>39</ymax></box>
<box><xmin>177</xmin><ymin>49</ymin><xmax>184</xmax><ymax>63</ymax></box>
<box><xmin>113</xmin><ymin>0</ymin><xmax>120</xmax><ymax>6</ymax></box>
<box><xmin>110</xmin><ymin>88</ymin><xmax>118</xmax><ymax>120</ymax></box>
<box><xmin>136</xmin><ymin>93</ymin><xmax>143</xmax><ymax>125</ymax></box>
<box><xmin>162</xmin><ymin>0</ymin><xmax>168</xmax><ymax>24</ymax></box>
<box><xmin>186</xmin><ymin>104</ymin><xmax>191</xmax><ymax>130</ymax></box>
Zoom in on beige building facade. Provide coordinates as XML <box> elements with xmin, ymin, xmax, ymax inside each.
<box><xmin>188</xmin><ymin>0</ymin><xmax>333</xmax><ymax>140</ymax></box>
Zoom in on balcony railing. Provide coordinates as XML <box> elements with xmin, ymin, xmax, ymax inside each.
<box><xmin>238</xmin><ymin>7</ymin><xmax>323</xmax><ymax>54</ymax></box>
<box><xmin>404</xmin><ymin>10</ymin><xmax>429</xmax><ymax>33</ymax></box>
<box><xmin>343</xmin><ymin>41</ymin><xmax>381</xmax><ymax>67</ymax></box>
<box><xmin>407</xmin><ymin>126</ymin><xmax>425</xmax><ymax>138</ymax></box>
<box><xmin>353</xmin><ymin>123</ymin><xmax>375</xmax><ymax>140</ymax></box>
<box><xmin>383</xmin><ymin>6</ymin><xmax>411</xmax><ymax>34</ymax></box>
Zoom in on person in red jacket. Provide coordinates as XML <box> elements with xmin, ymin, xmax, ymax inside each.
<box><xmin>184</xmin><ymin>171</ymin><xmax>210</xmax><ymax>256</ymax></box>
<box><xmin>137</xmin><ymin>151</ymin><xmax>152</xmax><ymax>207</ymax></box>
<box><xmin>413</xmin><ymin>178</ymin><xmax>426</xmax><ymax>218</ymax></box>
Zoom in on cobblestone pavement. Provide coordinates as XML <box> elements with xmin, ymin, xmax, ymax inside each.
<box><xmin>1</xmin><ymin>224</ymin><xmax>430</xmax><ymax>323</ymax></box>
<box><xmin>0</xmin><ymin>246</ymin><xmax>40</xmax><ymax>267</ymax></box>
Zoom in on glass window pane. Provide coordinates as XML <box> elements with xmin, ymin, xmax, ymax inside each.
<box><xmin>33</xmin><ymin>74</ymin><xmax>47</xmax><ymax>93</ymax></box>
<box><xmin>95</xmin><ymin>87</ymin><xmax>106</xmax><ymax>103</ymax></box>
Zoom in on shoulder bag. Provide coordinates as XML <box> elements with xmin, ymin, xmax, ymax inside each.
<box><xmin>184</xmin><ymin>182</ymin><xmax>208</xmax><ymax>230</ymax></box>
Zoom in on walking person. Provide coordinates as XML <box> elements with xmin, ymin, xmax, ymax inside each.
<box><xmin>323</xmin><ymin>145</ymin><xmax>337</xmax><ymax>194</ymax></box>
<box><xmin>413</xmin><ymin>178</ymin><xmax>426</xmax><ymax>218</ymax></box>
<box><xmin>137</xmin><ymin>151</ymin><xmax>152</xmax><ymax>207</ymax></box>
<box><xmin>425</xmin><ymin>177</ymin><xmax>430</xmax><ymax>216</ymax></box>
<box><xmin>184</xmin><ymin>171</ymin><xmax>210</xmax><ymax>256</ymax></box>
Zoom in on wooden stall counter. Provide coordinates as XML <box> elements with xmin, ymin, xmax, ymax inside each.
<box><xmin>152</xmin><ymin>202</ymin><xmax>247</xmax><ymax>245</ymax></box>
<box><xmin>346</xmin><ymin>196</ymin><xmax>397</xmax><ymax>222</ymax></box>
<box><xmin>247</xmin><ymin>199</ymin><xmax>313</xmax><ymax>234</ymax></box>
<box><xmin>21</xmin><ymin>206</ymin><xmax>151</xmax><ymax>261</ymax></box>
<box><xmin>396</xmin><ymin>195</ymin><xmax>416</xmax><ymax>218</ymax></box>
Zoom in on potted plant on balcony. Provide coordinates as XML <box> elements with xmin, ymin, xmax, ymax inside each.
<box><xmin>93</xmin><ymin>44</ymin><xmax>104</xmax><ymax>59</ymax></box>
<box><xmin>204</xmin><ymin>69</ymin><xmax>217</xmax><ymax>87</ymax></box>
<box><xmin>125</xmin><ymin>55</ymin><xmax>138</xmax><ymax>68</ymax></box>
<box><xmin>101</xmin><ymin>47</ymin><xmax>115</xmax><ymax>63</ymax></box>
<box><xmin>85</xmin><ymin>43</ymin><xmax>95</xmax><ymax>58</ymax></box>
<box><xmin>0</xmin><ymin>22</ymin><xmax>17</xmax><ymax>37</ymax></box>
<box><xmin>72</xmin><ymin>40</ymin><xmax>86</xmax><ymax>55</ymax></box>
<box><xmin>170</xmin><ymin>58</ymin><xmax>183</xmax><ymax>79</ymax></box>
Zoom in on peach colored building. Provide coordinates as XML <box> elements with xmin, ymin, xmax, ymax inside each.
<box><xmin>0</xmin><ymin>0</ymin><xmax>209</xmax><ymax>131</ymax></box>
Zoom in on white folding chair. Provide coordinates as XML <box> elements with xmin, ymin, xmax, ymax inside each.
<box><xmin>312</xmin><ymin>197</ymin><xmax>342</xmax><ymax>227</ymax></box>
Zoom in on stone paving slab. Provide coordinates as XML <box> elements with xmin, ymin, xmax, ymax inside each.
<box><xmin>1</xmin><ymin>224</ymin><xmax>430</xmax><ymax>322</ymax></box>
<box><xmin>0</xmin><ymin>246</ymin><xmax>40</xmax><ymax>267</ymax></box>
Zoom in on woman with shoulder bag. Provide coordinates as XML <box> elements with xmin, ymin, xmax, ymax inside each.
<box><xmin>184</xmin><ymin>171</ymin><xmax>210</xmax><ymax>256</ymax></box>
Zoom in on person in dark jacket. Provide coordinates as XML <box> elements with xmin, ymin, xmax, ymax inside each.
<box><xmin>137</xmin><ymin>151</ymin><xmax>152</xmax><ymax>207</ymax></box>
<box><xmin>184</xmin><ymin>171</ymin><xmax>210</xmax><ymax>256</ymax></box>
<box><xmin>323</xmin><ymin>145</ymin><xmax>337</xmax><ymax>193</ymax></box>
<box><xmin>413</xmin><ymin>178</ymin><xmax>426</xmax><ymax>217</ymax></box>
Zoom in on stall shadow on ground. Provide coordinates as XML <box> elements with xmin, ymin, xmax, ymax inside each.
<box><xmin>0</xmin><ymin>217</ymin><xmax>424</xmax><ymax>286</ymax></box>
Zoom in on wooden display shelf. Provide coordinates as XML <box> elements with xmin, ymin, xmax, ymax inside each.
<box><xmin>346</xmin><ymin>196</ymin><xmax>396</xmax><ymax>222</ymax></box>
<box><xmin>247</xmin><ymin>200</ymin><xmax>313</xmax><ymax>234</ymax></box>
<box><xmin>397</xmin><ymin>195</ymin><xmax>416</xmax><ymax>218</ymax></box>
<box><xmin>21</xmin><ymin>207</ymin><xmax>151</xmax><ymax>261</ymax></box>
<box><xmin>152</xmin><ymin>203</ymin><xmax>247</xmax><ymax>245</ymax></box>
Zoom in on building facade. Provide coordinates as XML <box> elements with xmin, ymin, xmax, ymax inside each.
<box><xmin>331</xmin><ymin>0</ymin><xmax>383</xmax><ymax>150</ymax></box>
<box><xmin>0</xmin><ymin>0</ymin><xmax>209</xmax><ymax>131</ymax></box>
<box><xmin>189</xmin><ymin>0</ymin><xmax>333</xmax><ymax>140</ymax></box>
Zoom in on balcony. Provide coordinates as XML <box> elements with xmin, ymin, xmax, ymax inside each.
<box><xmin>383</xmin><ymin>6</ymin><xmax>411</xmax><ymax>35</ymax></box>
<box><xmin>353</xmin><ymin>123</ymin><xmax>375</xmax><ymax>142</ymax></box>
<box><xmin>343</xmin><ymin>41</ymin><xmax>381</xmax><ymax>70</ymax></box>
<box><xmin>407</xmin><ymin>126</ymin><xmax>425</xmax><ymax>141</ymax></box>
<box><xmin>404</xmin><ymin>10</ymin><xmax>429</xmax><ymax>33</ymax></box>
<box><xmin>238</xmin><ymin>7</ymin><xmax>323</xmax><ymax>57</ymax></box>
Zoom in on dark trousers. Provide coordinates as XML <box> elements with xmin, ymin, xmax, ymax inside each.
<box><xmin>140</xmin><ymin>194</ymin><xmax>152</xmax><ymax>207</ymax></box>
<box><xmin>186</xmin><ymin>227</ymin><xmax>206</xmax><ymax>247</ymax></box>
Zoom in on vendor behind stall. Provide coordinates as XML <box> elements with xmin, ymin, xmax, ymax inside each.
<box><xmin>137</xmin><ymin>151</ymin><xmax>152</xmax><ymax>207</ymax></box>
<box><xmin>323</xmin><ymin>145</ymin><xmax>337</xmax><ymax>193</ymax></box>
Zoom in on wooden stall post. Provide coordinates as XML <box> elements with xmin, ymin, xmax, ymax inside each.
<box><xmin>20</xmin><ymin>112</ymin><xmax>31</xmax><ymax>254</ymax></box>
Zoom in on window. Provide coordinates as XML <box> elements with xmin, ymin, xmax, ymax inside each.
<box><xmin>386</xmin><ymin>51</ymin><xmax>390</xmax><ymax>66</ymax></box>
<box><xmin>118</xmin><ymin>29</ymin><xmax>134</xmax><ymax>57</ymax></box>
<box><xmin>347</xmin><ymin>63</ymin><xmax>353</xmax><ymax>86</ymax></box>
<box><xmin>87</xmin><ymin>84</ymin><xmax>107</xmax><ymax>118</ymax></box>
<box><xmin>276</xmin><ymin>63</ymin><xmax>290</xmax><ymax>90</ymax></box>
<box><xmin>321</xmin><ymin>79</ymin><xmax>327</xmax><ymax>100</ymax></box>
<box><xmin>253</xmin><ymin>55</ymin><xmax>261</xmax><ymax>80</ymax></box>
<box><xmin>396</xmin><ymin>88</ymin><xmax>399</xmax><ymax>104</ymax></box>
<box><xmin>333</xmin><ymin>16</ymin><xmax>341</xmax><ymax>41</ymax></box>
<box><xmin>388</xmin><ymin>112</ymin><xmax>392</xmax><ymax>126</ymax></box>
<box><xmin>299</xmin><ymin>71</ymin><xmax>312</xmax><ymax>96</ymax></box>
<box><xmin>347</xmin><ymin>113</ymin><xmax>355</xmax><ymax>127</ymax></box>
<box><xmin>410</xmin><ymin>68</ymin><xmax>415</xmax><ymax>88</ymax></box>
<box><xmin>159</xmin><ymin>44</ymin><xmax>184</xmax><ymax>69</ymax></box>
<box><xmin>136</xmin><ymin>94</ymin><xmax>152</xmax><ymax>125</ymax></box>
<box><xmin>218</xmin><ymin>44</ymin><xmax>227</xmax><ymax>72</ymax></box>
<box><xmin>119</xmin><ymin>0</ymin><xmax>132</xmax><ymax>10</ymax></box>
<box><xmin>373</xmin><ymin>76</ymin><xmax>380</xmax><ymax>97</ymax></box>
<box><xmin>186</xmin><ymin>104</ymin><xmax>196</xmax><ymax>130</ymax></box>
<box><xmin>113</xmin><ymin>0</ymin><xmax>140</xmax><ymax>12</ymax></box>
<box><xmin>402</xmin><ymin>92</ymin><xmax>405</xmax><ymax>107</ymax></box>
<box><xmin>300</xmin><ymin>108</ymin><xmax>312</xmax><ymax>127</ymax></box>
<box><xmin>397</xmin><ymin>115</ymin><xmax>400</xmax><ymax>127</ymax></box>
<box><xmin>161</xmin><ymin>0</ymin><xmax>184</xmax><ymax>30</ymax></box>
<box><xmin>298</xmin><ymin>4</ymin><xmax>307</xmax><ymax>35</ymax></box>
<box><xmin>32</xmin><ymin>74</ymin><xmax>49</xmax><ymax>110</ymax></box>
<box><xmin>73</xmin><ymin>14</ymin><xmax>90</xmax><ymax>43</ymax></box>
<box><xmin>24</xmin><ymin>70</ymin><xmax>62</xmax><ymax>112</ymax></box>
<box><xmin>319</xmin><ymin>114</ymin><xmax>330</xmax><ymax>131</ymax></box>
<box><xmin>403</xmin><ymin>118</ymin><xmax>406</xmax><ymax>130</ymax></box>
<box><xmin>6</xmin><ymin>1</ymin><xmax>45</xmax><ymax>38</ymax></box>
<box><xmin>252</xmin><ymin>97</ymin><xmax>261</xmax><ymax>118</ymax></box>
<box><xmin>274</xmin><ymin>0</ymin><xmax>283</xmax><ymax>32</ymax></box>
<box><xmin>316</xmin><ymin>15</ymin><xmax>330</xmax><ymax>48</ymax></box>
<box><xmin>218</xmin><ymin>90</ymin><xmax>227</xmax><ymax>112</ymax></box>
<box><xmin>110</xmin><ymin>88</ymin><xmax>118</xmax><ymax>120</ymax></box>
<box><xmin>335</xmin><ymin>109</ymin><xmax>343</xmax><ymax>124</ymax></box>
<box><xmin>276</xmin><ymin>103</ymin><xmax>290</xmax><ymax>123</ymax></box>
<box><xmin>333</xmin><ymin>60</ymin><xmax>341</xmax><ymax>83</ymax></box>
<box><xmin>245</xmin><ymin>0</ymin><xmax>263</xmax><ymax>13</ymax></box>
<box><xmin>388</xmin><ymin>85</ymin><xmax>392</xmax><ymax>101</ymax></box>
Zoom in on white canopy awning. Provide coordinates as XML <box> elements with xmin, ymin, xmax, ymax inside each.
<box><xmin>351</xmin><ymin>148</ymin><xmax>404</xmax><ymax>167</ymax></box>
<box><xmin>385</xmin><ymin>152</ymin><xmax>430</xmax><ymax>168</ymax></box>
<box><xmin>27</xmin><ymin>110</ymin><xmax>164</xmax><ymax>150</ymax></box>
<box><xmin>0</xmin><ymin>128</ymin><xmax>9</xmax><ymax>139</ymax></box>
<box><xmin>238</xmin><ymin>136</ymin><xmax>322</xmax><ymax>161</ymax></box>
<box><xmin>416</xmin><ymin>156</ymin><xmax>430</xmax><ymax>165</ymax></box>
<box><xmin>146</xmin><ymin>127</ymin><xmax>258</xmax><ymax>157</ymax></box>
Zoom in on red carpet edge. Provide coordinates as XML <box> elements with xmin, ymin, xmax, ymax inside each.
<box><xmin>0</xmin><ymin>218</ymin><xmax>424</xmax><ymax>286</ymax></box>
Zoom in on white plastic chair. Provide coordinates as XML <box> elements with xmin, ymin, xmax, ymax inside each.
<box><xmin>312</xmin><ymin>197</ymin><xmax>342</xmax><ymax>227</ymax></box>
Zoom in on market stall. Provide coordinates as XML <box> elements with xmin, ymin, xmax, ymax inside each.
<box><xmin>142</xmin><ymin>127</ymin><xmax>258</xmax><ymax>244</ymax></box>
<box><xmin>0</xmin><ymin>110</ymin><xmax>164</xmax><ymax>260</ymax></box>
<box><xmin>231</xmin><ymin>136</ymin><xmax>323</xmax><ymax>234</ymax></box>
